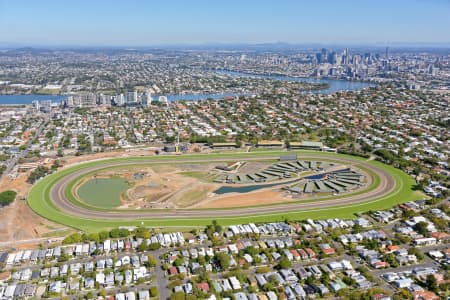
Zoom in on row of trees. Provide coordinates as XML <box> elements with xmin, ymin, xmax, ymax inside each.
<box><xmin>26</xmin><ymin>160</ymin><xmax>61</xmax><ymax>184</ymax></box>
<box><xmin>27</xmin><ymin>166</ymin><xmax>50</xmax><ymax>184</ymax></box>
<box><xmin>63</xmin><ymin>228</ymin><xmax>131</xmax><ymax>244</ymax></box>
<box><xmin>62</xmin><ymin>227</ymin><xmax>165</xmax><ymax>251</ymax></box>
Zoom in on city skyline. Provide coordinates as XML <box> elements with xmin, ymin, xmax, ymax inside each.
<box><xmin>1</xmin><ymin>0</ymin><xmax>450</xmax><ymax>47</ymax></box>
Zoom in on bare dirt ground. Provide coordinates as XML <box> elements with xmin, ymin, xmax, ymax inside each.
<box><xmin>0</xmin><ymin>172</ymin><xmax>60</xmax><ymax>244</ymax></box>
<box><xmin>0</xmin><ymin>149</ymin><xmax>141</xmax><ymax>245</ymax></box>
<box><xmin>169</xmin><ymin>183</ymin><xmax>217</xmax><ymax>208</ymax></box>
<box><xmin>77</xmin><ymin>163</ymin><xmax>218</xmax><ymax>209</ymax></box>
<box><xmin>237</xmin><ymin>161</ymin><xmax>271</xmax><ymax>174</ymax></box>
<box><xmin>123</xmin><ymin>165</ymin><xmax>202</xmax><ymax>209</ymax></box>
<box><xmin>194</xmin><ymin>189</ymin><xmax>294</xmax><ymax>208</ymax></box>
<box><xmin>189</xmin><ymin>166</ymin><xmax>371</xmax><ymax>209</ymax></box>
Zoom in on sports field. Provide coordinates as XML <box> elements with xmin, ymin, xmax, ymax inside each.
<box><xmin>77</xmin><ymin>178</ymin><xmax>128</xmax><ymax>208</ymax></box>
<box><xmin>27</xmin><ymin>151</ymin><xmax>423</xmax><ymax>232</ymax></box>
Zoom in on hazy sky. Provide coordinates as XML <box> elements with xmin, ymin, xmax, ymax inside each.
<box><xmin>1</xmin><ymin>0</ymin><xmax>449</xmax><ymax>46</ymax></box>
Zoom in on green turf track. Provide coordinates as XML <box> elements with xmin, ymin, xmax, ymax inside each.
<box><xmin>27</xmin><ymin>151</ymin><xmax>423</xmax><ymax>232</ymax></box>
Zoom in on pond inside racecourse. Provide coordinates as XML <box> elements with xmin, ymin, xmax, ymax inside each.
<box><xmin>77</xmin><ymin>178</ymin><xmax>128</xmax><ymax>208</ymax></box>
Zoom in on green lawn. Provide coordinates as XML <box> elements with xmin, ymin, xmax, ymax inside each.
<box><xmin>27</xmin><ymin>151</ymin><xmax>423</xmax><ymax>232</ymax></box>
<box><xmin>77</xmin><ymin>178</ymin><xmax>128</xmax><ymax>209</ymax></box>
<box><xmin>173</xmin><ymin>188</ymin><xmax>210</xmax><ymax>208</ymax></box>
<box><xmin>178</xmin><ymin>171</ymin><xmax>209</xmax><ymax>179</ymax></box>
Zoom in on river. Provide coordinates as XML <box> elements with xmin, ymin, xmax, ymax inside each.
<box><xmin>216</xmin><ymin>70</ymin><xmax>374</xmax><ymax>94</ymax></box>
<box><xmin>0</xmin><ymin>73</ymin><xmax>373</xmax><ymax>104</ymax></box>
<box><xmin>0</xmin><ymin>94</ymin><xmax>66</xmax><ymax>105</ymax></box>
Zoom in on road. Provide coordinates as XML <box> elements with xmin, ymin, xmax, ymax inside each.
<box><xmin>8</xmin><ymin>246</ymin><xmax>171</xmax><ymax>299</ymax></box>
<box><xmin>47</xmin><ymin>154</ymin><xmax>395</xmax><ymax>220</ymax></box>
<box><xmin>155</xmin><ymin>252</ymin><xmax>170</xmax><ymax>300</ymax></box>
<box><xmin>1</xmin><ymin>119</ymin><xmax>47</xmax><ymax>179</ymax></box>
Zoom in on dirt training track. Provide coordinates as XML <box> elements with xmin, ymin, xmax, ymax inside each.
<box><xmin>48</xmin><ymin>154</ymin><xmax>394</xmax><ymax>220</ymax></box>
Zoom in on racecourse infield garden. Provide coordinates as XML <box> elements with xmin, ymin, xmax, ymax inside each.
<box><xmin>27</xmin><ymin>151</ymin><xmax>423</xmax><ymax>232</ymax></box>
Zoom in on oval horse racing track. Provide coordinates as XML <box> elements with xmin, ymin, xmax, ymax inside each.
<box><xmin>27</xmin><ymin>151</ymin><xmax>422</xmax><ymax>232</ymax></box>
